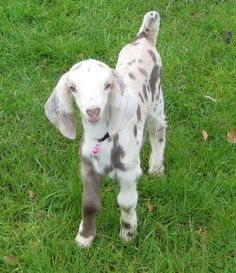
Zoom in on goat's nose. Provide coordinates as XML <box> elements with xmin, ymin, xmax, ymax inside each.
<box><xmin>86</xmin><ymin>107</ymin><xmax>101</xmax><ymax>118</ymax></box>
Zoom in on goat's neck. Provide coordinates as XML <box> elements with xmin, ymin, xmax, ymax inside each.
<box><xmin>82</xmin><ymin>112</ymin><xmax>108</xmax><ymax>140</ymax></box>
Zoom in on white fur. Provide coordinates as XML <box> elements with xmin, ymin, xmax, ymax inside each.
<box><xmin>75</xmin><ymin>221</ymin><xmax>94</xmax><ymax>248</ymax></box>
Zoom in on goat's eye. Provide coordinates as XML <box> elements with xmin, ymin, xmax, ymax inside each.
<box><xmin>70</xmin><ymin>86</ymin><xmax>76</xmax><ymax>93</ymax></box>
<box><xmin>105</xmin><ymin>83</ymin><xmax>112</xmax><ymax>90</ymax></box>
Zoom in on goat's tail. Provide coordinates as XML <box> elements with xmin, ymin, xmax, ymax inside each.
<box><xmin>135</xmin><ymin>11</ymin><xmax>160</xmax><ymax>45</ymax></box>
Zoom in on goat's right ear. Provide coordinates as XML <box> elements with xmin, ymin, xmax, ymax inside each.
<box><xmin>44</xmin><ymin>72</ymin><xmax>76</xmax><ymax>139</ymax></box>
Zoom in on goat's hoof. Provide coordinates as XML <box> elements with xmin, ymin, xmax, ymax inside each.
<box><xmin>75</xmin><ymin>232</ymin><xmax>94</xmax><ymax>248</ymax></box>
<box><xmin>75</xmin><ymin>221</ymin><xmax>94</xmax><ymax>248</ymax></box>
<box><xmin>149</xmin><ymin>165</ymin><xmax>164</xmax><ymax>176</ymax></box>
<box><xmin>120</xmin><ymin>228</ymin><xmax>136</xmax><ymax>242</ymax></box>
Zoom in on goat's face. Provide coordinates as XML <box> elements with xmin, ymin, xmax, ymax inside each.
<box><xmin>45</xmin><ymin>59</ymin><xmax>138</xmax><ymax>139</ymax></box>
<box><xmin>69</xmin><ymin>60</ymin><xmax>113</xmax><ymax>124</ymax></box>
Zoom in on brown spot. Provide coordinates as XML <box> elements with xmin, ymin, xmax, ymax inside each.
<box><xmin>158</xmin><ymin>127</ymin><xmax>165</xmax><ymax>134</ymax></box>
<box><xmin>133</xmin><ymin>125</ymin><xmax>137</xmax><ymax>138</ymax></box>
<box><xmin>111</xmin><ymin>134</ymin><xmax>126</xmax><ymax>171</ymax></box>
<box><xmin>122</xmin><ymin>220</ymin><xmax>132</xmax><ymax>229</ymax></box>
<box><xmin>143</xmin><ymin>84</ymin><xmax>148</xmax><ymax>101</ymax></box>
<box><xmin>138</xmin><ymin>67</ymin><xmax>148</xmax><ymax>77</ymax></box>
<box><xmin>79</xmin><ymin>135</ymin><xmax>102</xmax><ymax>238</ymax></box>
<box><xmin>134</xmin><ymin>31</ymin><xmax>148</xmax><ymax>42</ymax></box>
<box><xmin>97</xmin><ymin>62</ymin><xmax>106</xmax><ymax>68</ymax></box>
<box><xmin>137</xmin><ymin>105</ymin><xmax>142</xmax><ymax>121</ymax></box>
<box><xmin>138</xmin><ymin>93</ymin><xmax>144</xmax><ymax>103</ymax></box>
<box><xmin>128</xmin><ymin>72</ymin><xmax>136</xmax><ymax>79</ymax></box>
<box><xmin>158</xmin><ymin>126</ymin><xmax>165</xmax><ymax>142</ymax></box>
<box><xmin>127</xmin><ymin>231</ymin><xmax>134</xmax><ymax>237</ymax></box>
<box><xmin>128</xmin><ymin>59</ymin><xmax>136</xmax><ymax>66</ymax></box>
<box><xmin>156</xmin><ymin>67</ymin><xmax>162</xmax><ymax>101</ymax></box>
<box><xmin>148</xmin><ymin>50</ymin><xmax>156</xmax><ymax>63</ymax></box>
<box><xmin>138</xmin><ymin>59</ymin><xmax>143</xmax><ymax>63</ymax></box>
<box><xmin>149</xmin><ymin>65</ymin><xmax>159</xmax><ymax>101</ymax></box>
<box><xmin>104</xmin><ymin>165</ymin><xmax>113</xmax><ymax>174</ymax></box>
<box><xmin>156</xmin><ymin>89</ymin><xmax>161</xmax><ymax>101</ymax></box>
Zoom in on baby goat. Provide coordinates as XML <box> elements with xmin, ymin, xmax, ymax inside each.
<box><xmin>45</xmin><ymin>11</ymin><xmax>166</xmax><ymax>247</ymax></box>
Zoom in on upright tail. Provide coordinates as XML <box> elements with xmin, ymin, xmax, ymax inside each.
<box><xmin>135</xmin><ymin>11</ymin><xmax>160</xmax><ymax>45</ymax></box>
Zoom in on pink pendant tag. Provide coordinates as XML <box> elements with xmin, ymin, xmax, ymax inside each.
<box><xmin>92</xmin><ymin>144</ymin><xmax>100</xmax><ymax>154</ymax></box>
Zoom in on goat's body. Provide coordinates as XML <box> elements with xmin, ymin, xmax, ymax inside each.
<box><xmin>45</xmin><ymin>11</ymin><xmax>166</xmax><ymax>247</ymax></box>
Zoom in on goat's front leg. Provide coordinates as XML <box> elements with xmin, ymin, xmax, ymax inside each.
<box><xmin>117</xmin><ymin>168</ymin><xmax>141</xmax><ymax>241</ymax></box>
<box><xmin>75</xmin><ymin>160</ymin><xmax>102</xmax><ymax>248</ymax></box>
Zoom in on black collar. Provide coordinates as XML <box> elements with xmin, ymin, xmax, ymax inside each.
<box><xmin>97</xmin><ymin>132</ymin><xmax>110</xmax><ymax>143</ymax></box>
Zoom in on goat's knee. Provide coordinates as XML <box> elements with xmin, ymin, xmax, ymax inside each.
<box><xmin>83</xmin><ymin>195</ymin><xmax>100</xmax><ymax>215</ymax></box>
<box><xmin>117</xmin><ymin>190</ymin><xmax>137</xmax><ymax>212</ymax></box>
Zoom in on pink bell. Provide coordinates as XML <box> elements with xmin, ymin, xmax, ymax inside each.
<box><xmin>92</xmin><ymin>144</ymin><xmax>100</xmax><ymax>154</ymax></box>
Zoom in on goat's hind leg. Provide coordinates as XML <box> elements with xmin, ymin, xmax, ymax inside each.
<box><xmin>148</xmin><ymin>89</ymin><xmax>167</xmax><ymax>175</ymax></box>
<box><xmin>117</xmin><ymin>168</ymin><xmax>141</xmax><ymax>241</ymax></box>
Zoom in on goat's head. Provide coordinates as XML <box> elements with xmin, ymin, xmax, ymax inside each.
<box><xmin>44</xmin><ymin>59</ymin><xmax>138</xmax><ymax>139</ymax></box>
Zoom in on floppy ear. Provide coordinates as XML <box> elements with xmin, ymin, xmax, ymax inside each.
<box><xmin>108</xmin><ymin>71</ymin><xmax>139</xmax><ymax>135</ymax></box>
<box><xmin>44</xmin><ymin>72</ymin><xmax>76</xmax><ymax>139</ymax></box>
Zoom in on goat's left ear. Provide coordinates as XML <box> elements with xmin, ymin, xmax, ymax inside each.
<box><xmin>44</xmin><ymin>72</ymin><xmax>76</xmax><ymax>139</ymax></box>
<box><xmin>108</xmin><ymin>71</ymin><xmax>139</xmax><ymax>135</ymax></box>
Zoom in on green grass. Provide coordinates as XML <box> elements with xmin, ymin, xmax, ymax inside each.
<box><xmin>1</xmin><ymin>0</ymin><xmax>236</xmax><ymax>272</ymax></box>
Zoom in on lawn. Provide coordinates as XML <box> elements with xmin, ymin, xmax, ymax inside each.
<box><xmin>1</xmin><ymin>0</ymin><xmax>236</xmax><ymax>272</ymax></box>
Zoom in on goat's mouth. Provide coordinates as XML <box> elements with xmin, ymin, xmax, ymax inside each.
<box><xmin>87</xmin><ymin>116</ymin><xmax>100</xmax><ymax>124</ymax></box>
